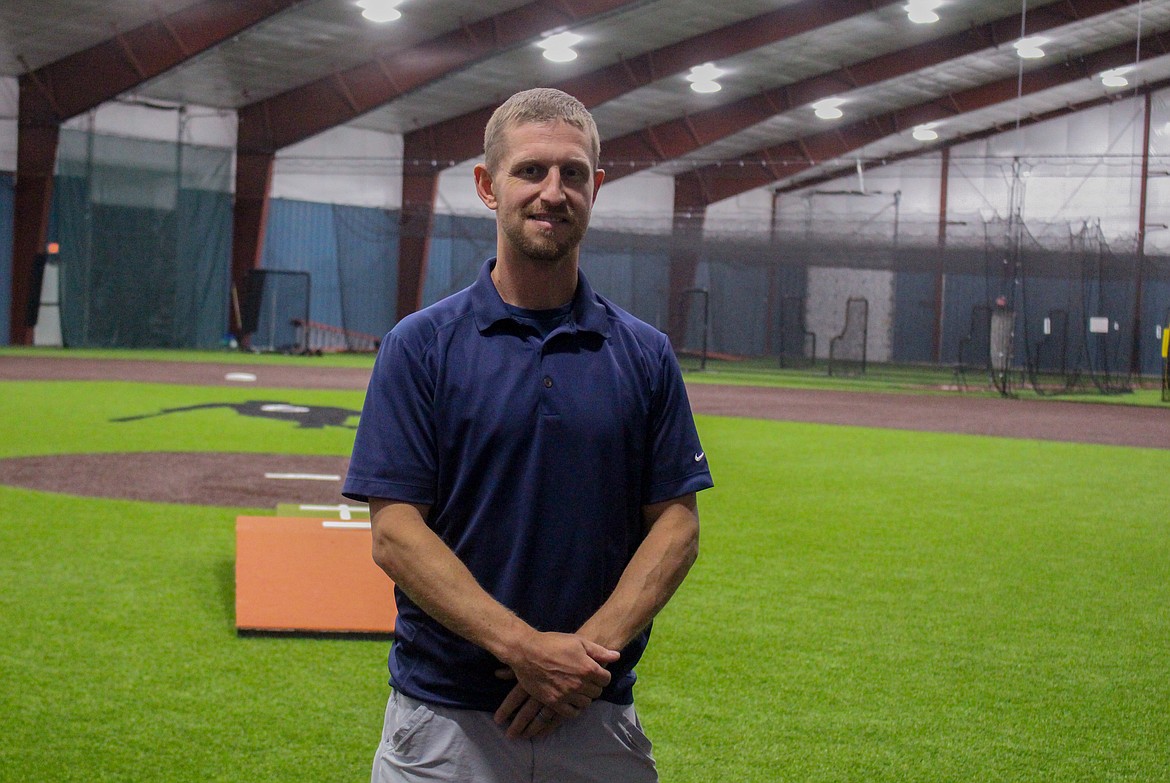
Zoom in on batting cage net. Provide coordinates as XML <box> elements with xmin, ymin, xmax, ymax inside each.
<box><xmin>53</xmin><ymin>128</ymin><xmax>232</xmax><ymax>349</ymax></box>
<box><xmin>828</xmin><ymin>297</ymin><xmax>869</xmax><ymax>376</ymax></box>
<box><xmin>777</xmin><ymin>296</ymin><xmax>816</xmax><ymax>368</ymax></box>
<box><xmin>675</xmin><ymin>288</ymin><xmax>711</xmax><ymax>371</ymax></box>
<box><xmin>241</xmin><ymin>269</ymin><xmax>310</xmax><ymax>354</ymax></box>
<box><xmin>33</xmin><ymin>125</ymin><xmax>1170</xmax><ymax>394</ymax></box>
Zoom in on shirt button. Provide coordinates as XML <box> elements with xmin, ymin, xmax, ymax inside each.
<box><xmin>542</xmin><ymin>376</ymin><xmax>553</xmax><ymax>388</ymax></box>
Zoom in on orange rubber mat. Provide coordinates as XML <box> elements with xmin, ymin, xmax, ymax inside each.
<box><xmin>235</xmin><ymin>516</ymin><xmax>396</xmax><ymax>634</ymax></box>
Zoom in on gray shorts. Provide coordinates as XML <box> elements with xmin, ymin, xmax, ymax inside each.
<box><xmin>371</xmin><ymin>689</ymin><xmax>658</xmax><ymax>783</ymax></box>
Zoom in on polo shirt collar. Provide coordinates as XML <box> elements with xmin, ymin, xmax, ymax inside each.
<box><xmin>472</xmin><ymin>258</ymin><xmax>610</xmax><ymax>338</ymax></box>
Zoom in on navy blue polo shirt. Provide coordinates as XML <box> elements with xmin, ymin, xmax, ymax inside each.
<box><xmin>343</xmin><ymin>258</ymin><xmax>713</xmax><ymax>710</ymax></box>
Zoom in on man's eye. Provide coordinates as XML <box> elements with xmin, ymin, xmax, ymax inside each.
<box><xmin>520</xmin><ymin>165</ymin><xmax>542</xmax><ymax>178</ymax></box>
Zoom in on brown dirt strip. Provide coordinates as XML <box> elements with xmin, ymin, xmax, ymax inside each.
<box><xmin>3</xmin><ymin>353</ymin><xmax>1167</xmax><ymax>448</ymax></box>
<box><xmin>0</xmin><ymin>452</ymin><xmax>349</xmax><ymax>508</ymax></box>
<box><xmin>0</xmin><ymin>353</ymin><xmax>1166</xmax><ymax>507</ymax></box>
<box><xmin>0</xmin><ymin>354</ymin><xmax>373</xmax><ymax>389</ymax></box>
<box><xmin>684</xmin><ymin>384</ymin><xmax>1170</xmax><ymax>450</ymax></box>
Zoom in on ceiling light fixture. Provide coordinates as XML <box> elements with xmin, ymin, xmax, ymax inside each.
<box><xmin>905</xmin><ymin>0</ymin><xmax>942</xmax><ymax>24</ymax></box>
<box><xmin>812</xmin><ymin>97</ymin><xmax>845</xmax><ymax>120</ymax></box>
<box><xmin>1099</xmin><ymin>66</ymin><xmax>1134</xmax><ymax>88</ymax></box>
<box><xmin>686</xmin><ymin>63</ymin><xmax>725</xmax><ymax>94</ymax></box>
<box><xmin>912</xmin><ymin>123</ymin><xmax>939</xmax><ymax>141</ymax></box>
<box><xmin>356</xmin><ymin>0</ymin><xmax>402</xmax><ymax>23</ymax></box>
<box><xmin>537</xmin><ymin>31</ymin><xmax>583</xmax><ymax>63</ymax></box>
<box><xmin>1013</xmin><ymin>36</ymin><xmax>1048</xmax><ymax>59</ymax></box>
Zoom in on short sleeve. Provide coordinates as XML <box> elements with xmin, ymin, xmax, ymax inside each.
<box><xmin>342</xmin><ymin>329</ymin><xmax>438</xmax><ymax>504</ymax></box>
<box><xmin>643</xmin><ymin>338</ymin><xmax>714</xmax><ymax>504</ymax></box>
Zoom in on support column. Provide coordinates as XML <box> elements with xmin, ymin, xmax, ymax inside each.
<box><xmin>230</xmin><ymin>149</ymin><xmax>275</xmax><ymax>341</ymax></box>
<box><xmin>10</xmin><ymin>78</ymin><xmax>61</xmax><ymax>345</ymax></box>
<box><xmin>667</xmin><ymin>173</ymin><xmax>708</xmax><ymax>348</ymax></box>
<box><xmin>933</xmin><ymin>146</ymin><xmax>951</xmax><ymax>363</ymax></box>
<box><xmin>396</xmin><ymin>162</ymin><xmax>441</xmax><ymax>322</ymax></box>
<box><xmin>1133</xmin><ymin>90</ymin><xmax>1153</xmax><ymax>377</ymax></box>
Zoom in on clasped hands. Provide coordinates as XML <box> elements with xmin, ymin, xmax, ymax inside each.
<box><xmin>493</xmin><ymin>631</ymin><xmax>620</xmax><ymax>740</ymax></box>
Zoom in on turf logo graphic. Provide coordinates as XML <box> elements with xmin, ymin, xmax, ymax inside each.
<box><xmin>111</xmin><ymin>400</ymin><xmax>360</xmax><ymax>429</ymax></box>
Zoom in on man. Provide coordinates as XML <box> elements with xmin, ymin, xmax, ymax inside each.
<box><xmin>343</xmin><ymin>88</ymin><xmax>713</xmax><ymax>783</ymax></box>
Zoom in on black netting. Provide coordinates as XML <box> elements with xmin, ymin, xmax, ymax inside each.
<box><xmin>54</xmin><ymin>127</ymin><xmax>231</xmax><ymax>349</ymax></box>
<box><xmin>242</xmin><ymin>269</ymin><xmax>310</xmax><ymax>353</ymax></box>
<box><xmin>829</xmin><ymin>297</ymin><xmax>868</xmax><ymax>376</ymax></box>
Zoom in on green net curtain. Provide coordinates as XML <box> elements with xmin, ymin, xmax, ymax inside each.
<box><xmin>54</xmin><ymin>127</ymin><xmax>232</xmax><ymax>348</ymax></box>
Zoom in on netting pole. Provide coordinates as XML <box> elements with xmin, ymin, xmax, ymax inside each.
<box><xmin>1133</xmin><ymin>90</ymin><xmax>1153</xmax><ymax>380</ymax></box>
<box><xmin>933</xmin><ymin>147</ymin><xmax>950</xmax><ymax>363</ymax></box>
<box><xmin>684</xmin><ymin>287</ymin><xmax>710</xmax><ymax>371</ymax></box>
<box><xmin>994</xmin><ymin>158</ymin><xmax>1026</xmax><ymax>398</ymax></box>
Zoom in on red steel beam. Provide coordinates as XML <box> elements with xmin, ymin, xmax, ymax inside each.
<box><xmin>10</xmin><ymin>86</ymin><xmax>59</xmax><ymax>347</ymax></box>
<box><xmin>404</xmin><ymin>0</ymin><xmax>906</xmax><ymax>166</ymax></box>
<box><xmin>663</xmin><ymin>26</ymin><xmax>1164</xmax><ymax>342</ymax></box>
<box><xmin>1132</xmin><ymin>90</ymin><xmax>1153</xmax><ymax>375</ymax></box>
<box><xmin>21</xmin><ymin>0</ymin><xmax>305</xmax><ymax>122</ymax></box>
<box><xmin>399</xmin><ymin>0</ymin><xmax>904</xmax><ymax>322</ymax></box>
<box><xmin>232</xmin><ymin>0</ymin><xmax>648</xmax><ymax>325</ymax></box>
<box><xmin>9</xmin><ymin>0</ymin><xmax>306</xmax><ymax>345</ymax></box>
<box><xmin>557</xmin><ymin>0</ymin><xmax>1135</xmax><ymax>337</ymax></box>
<box><xmin>229</xmin><ymin>149</ymin><xmax>276</xmax><ymax>342</ymax></box>
<box><xmin>604</xmin><ymin>0</ymin><xmax>1139</xmax><ymax>181</ymax></box>
<box><xmin>774</xmin><ymin>74</ymin><xmax>1170</xmax><ymax>195</ymax></box>
<box><xmin>665</xmin><ymin>178</ymin><xmax>710</xmax><ymax>346</ymax></box>
<box><xmin>396</xmin><ymin>167</ymin><xmax>442</xmax><ymax>320</ymax></box>
<box><xmin>934</xmin><ymin>146</ymin><xmax>950</xmax><ymax>362</ymax></box>
<box><xmin>677</xmin><ymin>31</ymin><xmax>1170</xmax><ymax>210</ymax></box>
<box><xmin>236</xmin><ymin>0</ymin><xmax>648</xmax><ymax>155</ymax></box>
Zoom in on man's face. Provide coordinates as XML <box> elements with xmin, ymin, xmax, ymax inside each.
<box><xmin>475</xmin><ymin>120</ymin><xmax>605</xmax><ymax>264</ymax></box>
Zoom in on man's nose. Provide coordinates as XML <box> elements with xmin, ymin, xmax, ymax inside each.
<box><xmin>539</xmin><ymin>168</ymin><xmax>567</xmax><ymax>204</ymax></box>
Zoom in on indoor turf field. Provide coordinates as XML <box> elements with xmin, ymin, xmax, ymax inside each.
<box><xmin>1</xmin><ymin>349</ymin><xmax>1168</xmax><ymax>782</ymax></box>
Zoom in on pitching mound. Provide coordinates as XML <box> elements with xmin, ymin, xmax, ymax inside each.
<box><xmin>0</xmin><ymin>452</ymin><xmax>351</xmax><ymax>507</ymax></box>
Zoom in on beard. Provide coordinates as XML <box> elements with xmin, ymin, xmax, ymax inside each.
<box><xmin>500</xmin><ymin>209</ymin><xmax>589</xmax><ymax>263</ymax></box>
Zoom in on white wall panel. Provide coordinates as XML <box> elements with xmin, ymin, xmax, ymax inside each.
<box><xmin>435</xmin><ymin>160</ymin><xmax>483</xmax><ymax>216</ymax></box>
<box><xmin>0</xmin><ymin>77</ymin><xmax>17</xmax><ymax>172</ymax></box>
<box><xmin>1144</xmin><ymin>87</ymin><xmax>1170</xmax><ymax>254</ymax></box>
<box><xmin>61</xmin><ymin>99</ymin><xmax>236</xmax><ymax>148</ymax></box>
<box><xmin>951</xmin><ymin>98</ymin><xmax>1145</xmax><ymax>246</ymax></box>
<box><xmin>706</xmin><ymin>188</ymin><xmax>773</xmax><ymax>238</ymax></box>
<box><xmin>591</xmin><ymin>170</ymin><xmax>674</xmax><ymax>234</ymax></box>
<box><xmin>272</xmin><ymin>125</ymin><xmax>402</xmax><ymax>208</ymax></box>
<box><xmin>806</xmin><ymin>266</ymin><xmax>893</xmax><ymax>362</ymax></box>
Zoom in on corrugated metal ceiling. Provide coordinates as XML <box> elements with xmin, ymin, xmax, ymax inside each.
<box><xmin>2</xmin><ymin>0</ymin><xmax>1167</xmax><ymax>193</ymax></box>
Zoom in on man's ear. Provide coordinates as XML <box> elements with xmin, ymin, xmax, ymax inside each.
<box><xmin>474</xmin><ymin>163</ymin><xmax>498</xmax><ymax>210</ymax></box>
<box><xmin>591</xmin><ymin>168</ymin><xmax>605</xmax><ymax>206</ymax></box>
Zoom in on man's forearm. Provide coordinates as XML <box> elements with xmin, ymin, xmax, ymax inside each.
<box><xmin>369</xmin><ymin>498</ymin><xmax>619</xmax><ymax>708</ymax></box>
<box><xmin>370</xmin><ymin>499</ymin><xmax>532</xmax><ymax>663</ymax></box>
<box><xmin>494</xmin><ymin>494</ymin><xmax>699</xmax><ymax>739</ymax></box>
<box><xmin>577</xmin><ymin>494</ymin><xmax>700</xmax><ymax>651</ymax></box>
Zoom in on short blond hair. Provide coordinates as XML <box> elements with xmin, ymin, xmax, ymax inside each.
<box><xmin>483</xmin><ymin>88</ymin><xmax>600</xmax><ymax>174</ymax></box>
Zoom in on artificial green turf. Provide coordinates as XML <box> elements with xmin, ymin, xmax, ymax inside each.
<box><xmin>640</xmin><ymin>418</ymin><xmax>1170</xmax><ymax>782</ymax></box>
<box><xmin>2</xmin><ymin>377</ymin><xmax>1168</xmax><ymax>781</ymax></box>
<box><xmin>677</xmin><ymin>360</ymin><xmax>1169</xmax><ymax>407</ymax></box>
<box><xmin>0</xmin><ymin>488</ymin><xmax>389</xmax><ymax>782</ymax></box>
<box><xmin>6</xmin><ymin>345</ymin><xmax>1165</xmax><ymax>405</ymax></box>
<box><xmin>2</xmin><ymin>381</ymin><xmax>365</xmax><ymax>458</ymax></box>
<box><xmin>0</xmin><ymin>346</ymin><xmax>379</xmax><ymax>369</ymax></box>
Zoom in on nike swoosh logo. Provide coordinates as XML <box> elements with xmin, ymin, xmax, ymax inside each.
<box><xmin>694</xmin><ymin>452</ymin><xmax>705</xmax><ymax>462</ymax></box>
